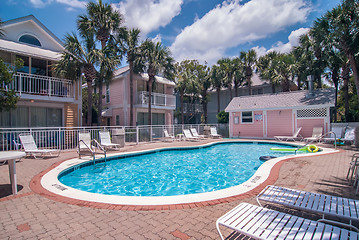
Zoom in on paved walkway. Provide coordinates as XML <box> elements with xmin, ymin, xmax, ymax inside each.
<box><xmin>0</xmin><ymin>139</ymin><xmax>358</xmax><ymax>239</ymax></box>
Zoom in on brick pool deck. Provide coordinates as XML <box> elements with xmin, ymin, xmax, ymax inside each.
<box><xmin>1</xmin><ymin>139</ymin><xmax>358</xmax><ymax>239</ymax></box>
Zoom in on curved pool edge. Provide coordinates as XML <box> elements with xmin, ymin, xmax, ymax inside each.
<box><xmin>31</xmin><ymin>141</ymin><xmax>340</xmax><ymax>210</ymax></box>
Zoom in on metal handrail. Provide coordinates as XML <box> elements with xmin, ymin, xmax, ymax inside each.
<box><xmin>78</xmin><ymin>139</ymin><xmax>107</xmax><ymax>162</ymax></box>
<box><xmin>294</xmin><ymin>131</ymin><xmax>337</xmax><ymax>154</ymax></box>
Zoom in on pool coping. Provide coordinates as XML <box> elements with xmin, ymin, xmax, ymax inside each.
<box><xmin>31</xmin><ymin>141</ymin><xmax>340</xmax><ymax>210</ymax></box>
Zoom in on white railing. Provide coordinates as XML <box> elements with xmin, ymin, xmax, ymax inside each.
<box><xmin>0</xmin><ymin>124</ymin><xmax>229</xmax><ymax>151</ymax></box>
<box><xmin>137</xmin><ymin>91</ymin><xmax>176</xmax><ymax>107</ymax></box>
<box><xmin>10</xmin><ymin>72</ymin><xmax>74</xmax><ymax>98</ymax></box>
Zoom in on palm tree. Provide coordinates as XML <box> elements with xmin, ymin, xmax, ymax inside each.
<box><xmin>232</xmin><ymin>57</ymin><xmax>245</xmax><ymax>97</ymax></box>
<box><xmin>272</xmin><ymin>53</ymin><xmax>295</xmax><ymax>92</ymax></box>
<box><xmin>315</xmin><ymin>0</ymin><xmax>359</xmax><ymax>102</ymax></box>
<box><xmin>78</xmin><ymin>0</ymin><xmax>123</xmax><ymax>125</ymax></box>
<box><xmin>211</xmin><ymin>64</ymin><xmax>223</xmax><ymax>114</ymax></box>
<box><xmin>195</xmin><ymin>63</ymin><xmax>211</xmax><ymax>123</ymax></box>
<box><xmin>117</xmin><ymin>28</ymin><xmax>141</xmax><ymax>126</ymax></box>
<box><xmin>175</xmin><ymin>60</ymin><xmax>193</xmax><ymax>124</ymax></box>
<box><xmin>217</xmin><ymin>58</ymin><xmax>235</xmax><ymax>100</ymax></box>
<box><xmin>136</xmin><ymin>40</ymin><xmax>175</xmax><ymax>126</ymax></box>
<box><xmin>54</xmin><ymin>32</ymin><xmax>98</xmax><ymax>126</ymax></box>
<box><xmin>240</xmin><ymin>49</ymin><xmax>257</xmax><ymax>95</ymax></box>
<box><xmin>257</xmin><ymin>51</ymin><xmax>279</xmax><ymax>93</ymax></box>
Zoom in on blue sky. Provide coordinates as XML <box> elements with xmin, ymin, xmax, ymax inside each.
<box><xmin>1</xmin><ymin>0</ymin><xmax>340</xmax><ymax>65</ymax></box>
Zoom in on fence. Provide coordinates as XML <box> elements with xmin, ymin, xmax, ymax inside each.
<box><xmin>0</xmin><ymin>124</ymin><xmax>229</xmax><ymax>151</ymax></box>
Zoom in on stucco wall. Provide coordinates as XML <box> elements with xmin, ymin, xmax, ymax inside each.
<box><xmin>297</xmin><ymin>118</ymin><xmax>325</xmax><ymax>138</ymax></box>
<box><xmin>232</xmin><ymin>111</ymin><xmax>264</xmax><ymax>138</ymax></box>
<box><xmin>266</xmin><ymin>109</ymin><xmax>293</xmax><ymax>138</ymax></box>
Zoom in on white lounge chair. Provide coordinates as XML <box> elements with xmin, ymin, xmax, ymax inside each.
<box><xmin>19</xmin><ymin>133</ymin><xmax>60</xmax><ymax>159</ymax></box>
<box><xmin>216</xmin><ymin>202</ymin><xmax>358</xmax><ymax>240</ymax></box>
<box><xmin>322</xmin><ymin>126</ymin><xmax>344</xmax><ymax>143</ymax></box>
<box><xmin>190</xmin><ymin>128</ymin><xmax>205</xmax><ymax>139</ymax></box>
<box><xmin>304</xmin><ymin>127</ymin><xmax>323</xmax><ymax>142</ymax></box>
<box><xmin>163</xmin><ymin>129</ymin><xmax>175</xmax><ymax>142</ymax></box>
<box><xmin>256</xmin><ymin>185</ymin><xmax>359</xmax><ymax>231</ymax></box>
<box><xmin>210</xmin><ymin>127</ymin><xmax>221</xmax><ymax>138</ymax></box>
<box><xmin>99</xmin><ymin>131</ymin><xmax>120</xmax><ymax>150</ymax></box>
<box><xmin>274</xmin><ymin>127</ymin><xmax>302</xmax><ymax>141</ymax></box>
<box><xmin>342</xmin><ymin>127</ymin><xmax>355</xmax><ymax>145</ymax></box>
<box><xmin>183</xmin><ymin>129</ymin><xmax>200</xmax><ymax>141</ymax></box>
<box><xmin>78</xmin><ymin>132</ymin><xmax>93</xmax><ymax>152</ymax></box>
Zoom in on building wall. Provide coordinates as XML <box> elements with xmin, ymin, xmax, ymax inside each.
<box><xmin>231</xmin><ymin>111</ymin><xmax>264</xmax><ymax>138</ymax></box>
<box><xmin>266</xmin><ymin>109</ymin><xmax>293</xmax><ymax>138</ymax></box>
<box><xmin>297</xmin><ymin>118</ymin><xmax>325</xmax><ymax>138</ymax></box>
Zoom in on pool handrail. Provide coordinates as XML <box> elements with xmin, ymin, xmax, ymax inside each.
<box><xmin>294</xmin><ymin>131</ymin><xmax>336</xmax><ymax>154</ymax></box>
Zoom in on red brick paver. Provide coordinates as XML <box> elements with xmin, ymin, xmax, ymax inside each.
<box><xmin>1</xmin><ymin>139</ymin><xmax>358</xmax><ymax>239</ymax></box>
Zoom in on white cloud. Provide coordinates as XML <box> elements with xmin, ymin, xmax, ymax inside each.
<box><xmin>253</xmin><ymin>27</ymin><xmax>310</xmax><ymax>56</ymax></box>
<box><xmin>113</xmin><ymin>0</ymin><xmax>183</xmax><ymax>35</ymax></box>
<box><xmin>29</xmin><ymin>0</ymin><xmax>85</xmax><ymax>9</ymax></box>
<box><xmin>170</xmin><ymin>0</ymin><xmax>311</xmax><ymax>64</ymax></box>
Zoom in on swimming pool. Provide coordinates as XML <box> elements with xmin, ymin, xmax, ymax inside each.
<box><xmin>58</xmin><ymin>142</ymin><xmax>301</xmax><ymax>197</ymax></box>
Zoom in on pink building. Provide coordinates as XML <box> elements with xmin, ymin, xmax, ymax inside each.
<box><xmin>225</xmin><ymin>89</ymin><xmax>335</xmax><ymax>138</ymax></box>
<box><xmin>101</xmin><ymin>66</ymin><xmax>176</xmax><ymax>126</ymax></box>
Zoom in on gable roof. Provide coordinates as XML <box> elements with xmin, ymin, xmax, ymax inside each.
<box><xmin>3</xmin><ymin>15</ymin><xmax>64</xmax><ymax>47</ymax></box>
<box><xmin>113</xmin><ymin>66</ymin><xmax>175</xmax><ymax>86</ymax></box>
<box><xmin>225</xmin><ymin>88</ymin><xmax>335</xmax><ymax>112</ymax></box>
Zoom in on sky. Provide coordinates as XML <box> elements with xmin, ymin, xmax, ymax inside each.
<box><xmin>1</xmin><ymin>0</ymin><xmax>340</xmax><ymax>66</ymax></box>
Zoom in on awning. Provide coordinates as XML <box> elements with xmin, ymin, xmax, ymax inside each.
<box><xmin>102</xmin><ymin>108</ymin><xmax>112</xmax><ymax>117</ymax></box>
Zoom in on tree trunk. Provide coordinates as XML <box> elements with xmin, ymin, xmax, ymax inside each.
<box><xmin>347</xmin><ymin>51</ymin><xmax>359</xmax><ymax>103</ymax></box>
<box><xmin>332</xmin><ymin>70</ymin><xmax>339</xmax><ymax>123</ymax></box>
<box><xmin>97</xmin><ymin>81</ymin><xmax>103</xmax><ymax>126</ymax></box>
<box><xmin>180</xmin><ymin>93</ymin><xmax>184</xmax><ymax>124</ymax></box>
<box><xmin>234</xmin><ymin>82</ymin><xmax>239</xmax><ymax>97</ymax></box>
<box><xmin>342</xmin><ymin>62</ymin><xmax>350</xmax><ymax>121</ymax></box>
<box><xmin>86</xmin><ymin>81</ymin><xmax>93</xmax><ymax>126</ymax></box>
<box><xmin>129</xmin><ymin>60</ymin><xmax>134</xmax><ymax>126</ymax></box>
<box><xmin>216</xmin><ymin>87</ymin><xmax>221</xmax><ymax>113</ymax></box>
<box><xmin>247</xmin><ymin>76</ymin><xmax>252</xmax><ymax>95</ymax></box>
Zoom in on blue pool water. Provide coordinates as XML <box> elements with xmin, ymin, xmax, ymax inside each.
<box><xmin>59</xmin><ymin>142</ymin><xmax>301</xmax><ymax>197</ymax></box>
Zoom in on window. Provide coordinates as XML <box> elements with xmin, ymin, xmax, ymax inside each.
<box><xmin>241</xmin><ymin>111</ymin><xmax>253</xmax><ymax>123</ymax></box>
<box><xmin>116</xmin><ymin>115</ymin><xmax>120</xmax><ymax>125</ymax></box>
<box><xmin>234</xmin><ymin>116</ymin><xmax>239</xmax><ymax>124</ymax></box>
<box><xmin>106</xmin><ymin>83</ymin><xmax>110</xmax><ymax>103</ymax></box>
<box><xmin>19</xmin><ymin>34</ymin><xmax>41</xmax><ymax>47</ymax></box>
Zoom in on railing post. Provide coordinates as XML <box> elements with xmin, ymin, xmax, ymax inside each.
<box><xmin>19</xmin><ymin>73</ymin><xmax>22</xmax><ymax>95</ymax></box>
<box><xmin>48</xmin><ymin>78</ymin><xmax>52</xmax><ymax>96</ymax></box>
<box><xmin>136</xmin><ymin>126</ymin><xmax>139</xmax><ymax>144</ymax></box>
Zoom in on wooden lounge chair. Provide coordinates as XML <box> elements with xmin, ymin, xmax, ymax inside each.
<box><xmin>99</xmin><ymin>131</ymin><xmax>120</xmax><ymax>150</ymax></box>
<box><xmin>216</xmin><ymin>202</ymin><xmax>358</xmax><ymax>240</ymax></box>
<box><xmin>210</xmin><ymin>127</ymin><xmax>221</xmax><ymax>138</ymax></box>
<box><xmin>19</xmin><ymin>133</ymin><xmax>60</xmax><ymax>159</ymax></box>
<box><xmin>304</xmin><ymin>127</ymin><xmax>323</xmax><ymax>142</ymax></box>
<box><xmin>183</xmin><ymin>129</ymin><xmax>200</xmax><ymax>141</ymax></box>
<box><xmin>190</xmin><ymin>128</ymin><xmax>205</xmax><ymax>139</ymax></box>
<box><xmin>163</xmin><ymin>129</ymin><xmax>175</xmax><ymax>142</ymax></box>
<box><xmin>256</xmin><ymin>185</ymin><xmax>359</xmax><ymax>231</ymax></box>
<box><xmin>274</xmin><ymin>127</ymin><xmax>302</xmax><ymax>141</ymax></box>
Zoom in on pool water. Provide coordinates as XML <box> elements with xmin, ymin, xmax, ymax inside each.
<box><xmin>59</xmin><ymin>142</ymin><xmax>300</xmax><ymax>197</ymax></box>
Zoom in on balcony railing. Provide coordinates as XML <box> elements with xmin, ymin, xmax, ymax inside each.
<box><xmin>9</xmin><ymin>72</ymin><xmax>74</xmax><ymax>98</ymax></box>
<box><xmin>137</xmin><ymin>91</ymin><xmax>175</xmax><ymax>108</ymax></box>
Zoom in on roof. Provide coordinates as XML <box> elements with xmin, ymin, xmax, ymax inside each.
<box><xmin>3</xmin><ymin>15</ymin><xmax>64</xmax><ymax>46</ymax></box>
<box><xmin>225</xmin><ymin>88</ymin><xmax>335</xmax><ymax>112</ymax></box>
<box><xmin>113</xmin><ymin>66</ymin><xmax>175</xmax><ymax>86</ymax></box>
<box><xmin>0</xmin><ymin>39</ymin><xmax>61</xmax><ymax>61</ymax></box>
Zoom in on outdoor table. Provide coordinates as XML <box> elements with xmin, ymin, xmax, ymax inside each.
<box><xmin>0</xmin><ymin>151</ymin><xmax>26</xmax><ymax>195</ymax></box>
<box><xmin>176</xmin><ymin>134</ymin><xmax>185</xmax><ymax>141</ymax></box>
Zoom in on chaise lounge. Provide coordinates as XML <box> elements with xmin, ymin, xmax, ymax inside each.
<box><xmin>99</xmin><ymin>131</ymin><xmax>120</xmax><ymax>150</ymax></box>
<box><xmin>274</xmin><ymin>127</ymin><xmax>302</xmax><ymax>141</ymax></box>
<box><xmin>216</xmin><ymin>202</ymin><xmax>358</xmax><ymax>240</ymax></box>
<box><xmin>19</xmin><ymin>133</ymin><xmax>61</xmax><ymax>159</ymax></box>
<box><xmin>256</xmin><ymin>185</ymin><xmax>359</xmax><ymax>231</ymax></box>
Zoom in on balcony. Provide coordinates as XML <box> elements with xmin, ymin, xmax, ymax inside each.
<box><xmin>9</xmin><ymin>72</ymin><xmax>74</xmax><ymax>100</ymax></box>
<box><xmin>136</xmin><ymin>91</ymin><xmax>175</xmax><ymax>109</ymax></box>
